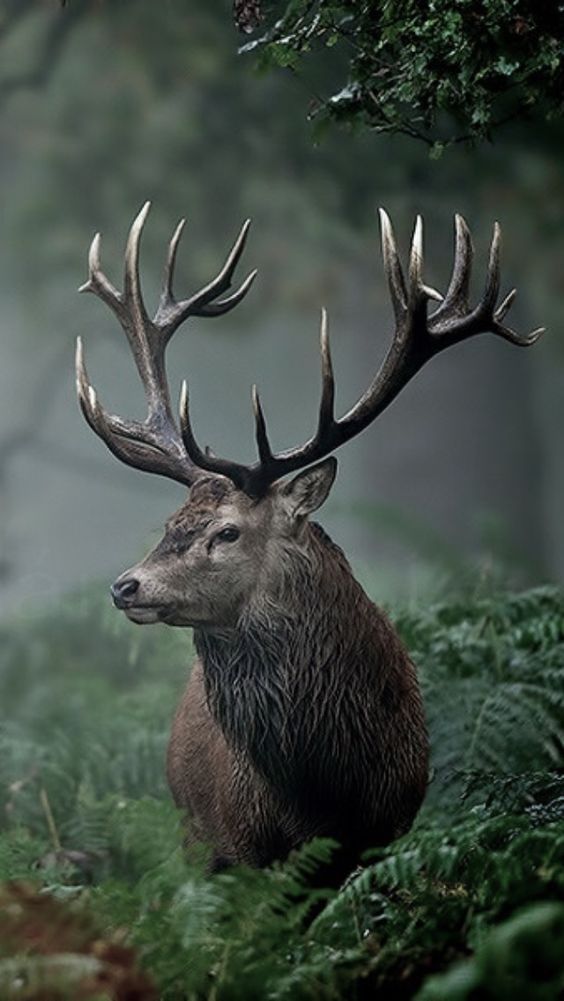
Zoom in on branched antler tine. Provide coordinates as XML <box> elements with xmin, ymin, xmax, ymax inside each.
<box><xmin>123</xmin><ymin>201</ymin><xmax>151</xmax><ymax>329</ymax></box>
<box><xmin>78</xmin><ymin>232</ymin><xmax>124</xmax><ymax>319</ymax></box>
<box><xmin>207</xmin><ymin>217</ymin><xmax>251</xmax><ymax>294</ymax></box>
<box><xmin>495</xmin><ymin>287</ymin><xmax>517</xmax><ymax>322</ymax></box>
<box><xmin>76</xmin><ymin>335</ymin><xmax>191</xmax><ymax>477</ymax></box>
<box><xmin>437</xmin><ymin>214</ymin><xmax>473</xmax><ymax>316</ymax></box>
<box><xmin>75</xmin><ymin>335</ymin><xmax>98</xmax><ymax>430</ymax></box>
<box><xmin>493</xmin><ymin>286</ymin><xmax>545</xmax><ymax>345</ymax></box>
<box><xmin>160</xmin><ymin>217</ymin><xmax>186</xmax><ymax>309</ymax></box>
<box><xmin>318</xmin><ymin>308</ymin><xmax>335</xmax><ymax>432</ymax></box>
<box><xmin>480</xmin><ymin>221</ymin><xmax>501</xmax><ymax>316</ymax></box>
<box><xmin>76</xmin><ymin>337</ymin><xmax>147</xmax><ymax>459</ymax></box>
<box><xmin>156</xmin><ymin>220</ymin><xmax>256</xmax><ymax>331</ymax></box>
<box><xmin>185</xmin><ymin>218</ymin><xmax>252</xmax><ymax>311</ymax></box>
<box><xmin>491</xmin><ymin>282</ymin><xmax>544</xmax><ymax>345</ymax></box>
<box><xmin>379</xmin><ymin>208</ymin><xmax>407</xmax><ymax>323</ymax></box>
<box><xmin>197</xmin><ymin>267</ymin><xmax>258</xmax><ymax>317</ymax></box>
<box><xmin>252</xmin><ymin>385</ymin><xmax>274</xmax><ymax>463</ymax></box>
<box><xmin>179</xmin><ymin>380</ymin><xmax>209</xmax><ymax>468</ymax></box>
<box><xmin>493</xmin><ymin>323</ymin><xmax>546</xmax><ymax>347</ymax></box>
<box><xmin>408</xmin><ymin>215</ymin><xmax>424</xmax><ymax>300</ymax></box>
<box><xmin>408</xmin><ymin>215</ymin><xmax>443</xmax><ymax>303</ymax></box>
<box><xmin>423</xmin><ymin>284</ymin><xmax>443</xmax><ymax>302</ymax></box>
<box><xmin>179</xmin><ymin>380</ymin><xmax>250</xmax><ymax>488</ymax></box>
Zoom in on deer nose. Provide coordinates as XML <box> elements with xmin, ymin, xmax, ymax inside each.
<box><xmin>111</xmin><ymin>577</ymin><xmax>140</xmax><ymax>609</ymax></box>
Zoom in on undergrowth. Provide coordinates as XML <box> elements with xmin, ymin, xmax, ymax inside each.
<box><xmin>0</xmin><ymin>584</ymin><xmax>563</xmax><ymax>999</ymax></box>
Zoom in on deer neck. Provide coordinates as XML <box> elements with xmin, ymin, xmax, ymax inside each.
<box><xmin>193</xmin><ymin>522</ymin><xmax>379</xmax><ymax>796</ymax></box>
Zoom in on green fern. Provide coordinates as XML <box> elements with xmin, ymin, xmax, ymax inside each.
<box><xmin>1</xmin><ymin>584</ymin><xmax>564</xmax><ymax>998</ymax></box>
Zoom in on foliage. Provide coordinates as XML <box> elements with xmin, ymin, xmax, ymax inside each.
<box><xmin>397</xmin><ymin>586</ymin><xmax>564</xmax><ymax>807</ymax></box>
<box><xmin>0</xmin><ymin>583</ymin><xmax>563</xmax><ymax>997</ymax></box>
<box><xmin>248</xmin><ymin>1</ymin><xmax>564</xmax><ymax>149</ymax></box>
<box><xmin>418</xmin><ymin>901</ymin><xmax>564</xmax><ymax>1000</ymax></box>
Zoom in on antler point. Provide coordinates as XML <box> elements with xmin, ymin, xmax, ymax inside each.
<box><xmin>86</xmin><ymin>231</ymin><xmax>102</xmax><ymax>276</ymax></box>
<box><xmin>378</xmin><ymin>206</ymin><xmax>390</xmax><ymax>228</ymax></box>
<box><xmin>171</xmin><ymin>217</ymin><xmax>186</xmax><ymax>239</ymax></box>
<box><xmin>133</xmin><ymin>201</ymin><xmax>150</xmax><ymax>227</ymax></box>
<box><xmin>411</xmin><ymin>214</ymin><xmax>423</xmax><ymax>255</ymax></box>
<box><xmin>320</xmin><ymin>306</ymin><xmax>329</xmax><ymax>342</ymax></box>
<box><xmin>128</xmin><ymin>203</ymin><xmax>151</xmax><ymax>247</ymax></box>
<box><xmin>423</xmin><ymin>284</ymin><xmax>443</xmax><ymax>302</ymax></box>
<box><xmin>454</xmin><ymin>213</ymin><xmax>470</xmax><ymax>234</ymax></box>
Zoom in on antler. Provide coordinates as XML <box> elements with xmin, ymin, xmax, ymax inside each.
<box><xmin>75</xmin><ymin>201</ymin><xmax>257</xmax><ymax>486</ymax></box>
<box><xmin>178</xmin><ymin>210</ymin><xmax>544</xmax><ymax>495</ymax></box>
<box><xmin>77</xmin><ymin>205</ymin><xmax>544</xmax><ymax>498</ymax></box>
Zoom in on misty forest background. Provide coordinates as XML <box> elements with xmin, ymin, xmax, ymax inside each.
<box><xmin>0</xmin><ymin>2</ymin><xmax>564</xmax><ymax>999</ymax></box>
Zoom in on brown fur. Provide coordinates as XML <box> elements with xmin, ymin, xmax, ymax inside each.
<box><xmin>165</xmin><ymin>519</ymin><xmax>428</xmax><ymax>872</ymax></box>
<box><xmin>111</xmin><ymin>462</ymin><xmax>429</xmax><ymax>874</ymax></box>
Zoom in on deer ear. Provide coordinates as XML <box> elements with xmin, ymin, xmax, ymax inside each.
<box><xmin>279</xmin><ymin>457</ymin><xmax>337</xmax><ymax>520</ymax></box>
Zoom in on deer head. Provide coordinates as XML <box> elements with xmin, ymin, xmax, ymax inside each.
<box><xmin>76</xmin><ymin>203</ymin><xmax>543</xmax><ymax>628</ymax></box>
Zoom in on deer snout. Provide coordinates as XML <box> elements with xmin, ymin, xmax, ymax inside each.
<box><xmin>111</xmin><ymin>575</ymin><xmax>140</xmax><ymax>609</ymax></box>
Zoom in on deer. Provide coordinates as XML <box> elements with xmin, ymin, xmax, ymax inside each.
<box><xmin>75</xmin><ymin>203</ymin><xmax>543</xmax><ymax>875</ymax></box>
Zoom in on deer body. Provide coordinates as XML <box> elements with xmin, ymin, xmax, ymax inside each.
<box><xmin>75</xmin><ymin>203</ymin><xmax>542</xmax><ymax>872</ymax></box>
<box><xmin>167</xmin><ymin>520</ymin><xmax>427</xmax><ymax>868</ymax></box>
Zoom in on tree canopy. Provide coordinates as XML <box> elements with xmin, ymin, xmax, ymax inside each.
<box><xmin>8</xmin><ymin>2</ymin><xmax>564</xmax><ymax>151</ymax></box>
<box><xmin>247</xmin><ymin>1</ymin><xmax>564</xmax><ymax>151</ymax></box>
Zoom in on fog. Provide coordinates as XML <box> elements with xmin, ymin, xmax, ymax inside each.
<box><xmin>1</xmin><ymin>0</ymin><xmax>563</xmax><ymax>618</ymax></box>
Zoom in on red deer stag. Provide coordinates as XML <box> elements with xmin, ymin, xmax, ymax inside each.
<box><xmin>75</xmin><ymin>204</ymin><xmax>543</xmax><ymax>873</ymax></box>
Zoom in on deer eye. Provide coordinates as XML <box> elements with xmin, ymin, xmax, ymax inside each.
<box><xmin>216</xmin><ymin>526</ymin><xmax>240</xmax><ymax>544</ymax></box>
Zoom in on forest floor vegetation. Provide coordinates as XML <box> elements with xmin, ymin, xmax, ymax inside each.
<box><xmin>0</xmin><ymin>583</ymin><xmax>563</xmax><ymax>999</ymax></box>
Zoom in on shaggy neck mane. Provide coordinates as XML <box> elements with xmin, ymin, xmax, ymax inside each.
<box><xmin>194</xmin><ymin>523</ymin><xmax>397</xmax><ymax>803</ymax></box>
